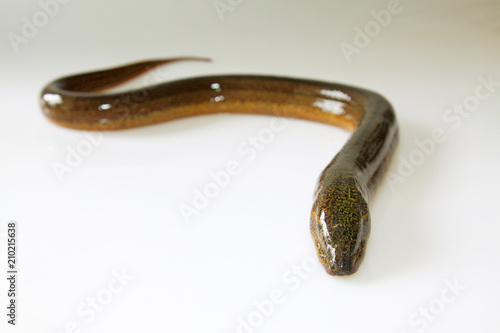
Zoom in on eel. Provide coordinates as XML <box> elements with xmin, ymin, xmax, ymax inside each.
<box><xmin>40</xmin><ymin>57</ymin><xmax>399</xmax><ymax>276</ymax></box>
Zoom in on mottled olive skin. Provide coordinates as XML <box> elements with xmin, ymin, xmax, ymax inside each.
<box><xmin>40</xmin><ymin>58</ymin><xmax>399</xmax><ymax>276</ymax></box>
<box><xmin>311</xmin><ymin>100</ymin><xmax>399</xmax><ymax>275</ymax></box>
<box><xmin>311</xmin><ymin>173</ymin><xmax>370</xmax><ymax>275</ymax></box>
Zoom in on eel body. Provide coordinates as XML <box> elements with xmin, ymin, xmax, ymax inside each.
<box><xmin>40</xmin><ymin>58</ymin><xmax>399</xmax><ymax>276</ymax></box>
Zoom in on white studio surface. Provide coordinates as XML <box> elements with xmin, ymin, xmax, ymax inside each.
<box><xmin>1</xmin><ymin>1</ymin><xmax>499</xmax><ymax>332</ymax></box>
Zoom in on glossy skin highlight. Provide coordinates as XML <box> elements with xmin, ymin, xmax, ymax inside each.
<box><xmin>40</xmin><ymin>58</ymin><xmax>399</xmax><ymax>276</ymax></box>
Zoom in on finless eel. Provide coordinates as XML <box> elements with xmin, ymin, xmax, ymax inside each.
<box><xmin>40</xmin><ymin>57</ymin><xmax>399</xmax><ymax>276</ymax></box>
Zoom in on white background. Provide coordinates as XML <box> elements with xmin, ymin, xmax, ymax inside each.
<box><xmin>1</xmin><ymin>0</ymin><xmax>500</xmax><ymax>332</ymax></box>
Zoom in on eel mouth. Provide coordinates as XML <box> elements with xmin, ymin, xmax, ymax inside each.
<box><xmin>320</xmin><ymin>244</ymin><xmax>366</xmax><ymax>276</ymax></box>
<box><xmin>315</xmin><ymin>240</ymin><xmax>363</xmax><ymax>276</ymax></box>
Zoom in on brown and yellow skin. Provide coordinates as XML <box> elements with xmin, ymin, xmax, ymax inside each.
<box><xmin>40</xmin><ymin>57</ymin><xmax>399</xmax><ymax>276</ymax></box>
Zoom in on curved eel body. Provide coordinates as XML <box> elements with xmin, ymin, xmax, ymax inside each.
<box><xmin>40</xmin><ymin>58</ymin><xmax>399</xmax><ymax>276</ymax></box>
